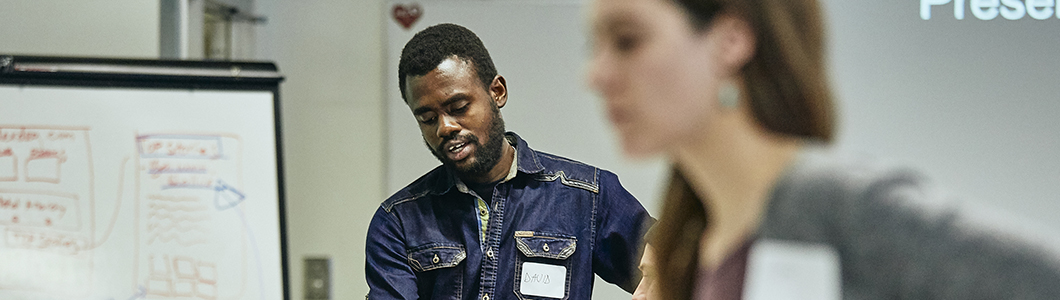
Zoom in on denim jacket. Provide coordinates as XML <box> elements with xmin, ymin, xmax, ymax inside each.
<box><xmin>366</xmin><ymin>132</ymin><xmax>653</xmax><ymax>300</ymax></box>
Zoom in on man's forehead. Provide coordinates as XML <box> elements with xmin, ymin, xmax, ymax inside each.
<box><xmin>406</xmin><ymin>58</ymin><xmax>481</xmax><ymax>104</ymax></box>
<box><xmin>436</xmin><ymin>57</ymin><xmax>470</xmax><ymax>74</ymax></box>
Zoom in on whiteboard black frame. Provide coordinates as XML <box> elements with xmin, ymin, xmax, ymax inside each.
<box><xmin>0</xmin><ymin>54</ymin><xmax>290</xmax><ymax>300</ymax></box>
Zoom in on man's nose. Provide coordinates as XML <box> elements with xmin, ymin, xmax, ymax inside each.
<box><xmin>436</xmin><ymin>114</ymin><xmax>460</xmax><ymax>138</ymax></box>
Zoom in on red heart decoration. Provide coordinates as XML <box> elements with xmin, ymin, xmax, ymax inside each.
<box><xmin>393</xmin><ymin>4</ymin><xmax>423</xmax><ymax>30</ymax></box>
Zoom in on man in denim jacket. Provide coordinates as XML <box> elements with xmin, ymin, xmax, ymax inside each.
<box><xmin>365</xmin><ymin>23</ymin><xmax>654</xmax><ymax>300</ymax></box>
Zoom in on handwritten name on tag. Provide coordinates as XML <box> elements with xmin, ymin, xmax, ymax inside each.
<box><xmin>520</xmin><ymin>262</ymin><xmax>566</xmax><ymax>298</ymax></box>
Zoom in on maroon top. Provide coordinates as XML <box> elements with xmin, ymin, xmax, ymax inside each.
<box><xmin>692</xmin><ymin>239</ymin><xmax>754</xmax><ymax>300</ymax></box>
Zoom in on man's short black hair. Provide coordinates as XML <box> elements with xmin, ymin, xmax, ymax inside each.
<box><xmin>398</xmin><ymin>23</ymin><xmax>498</xmax><ymax>102</ymax></box>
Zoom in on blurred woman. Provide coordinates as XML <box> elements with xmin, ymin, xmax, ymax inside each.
<box><xmin>587</xmin><ymin>0</ymin><xmax>1060</xmax><ymax>299</ymax></box>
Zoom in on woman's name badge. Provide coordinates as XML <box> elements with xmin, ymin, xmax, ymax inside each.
<box><xmin>744</xmin><ymin>239</ymin><xmax>842</xmax><ymax>300</ymax></box>
<box><xmin>520</xmin><ymin>262</ymin><xmax>566</xmax><ymax>298</ymax></box>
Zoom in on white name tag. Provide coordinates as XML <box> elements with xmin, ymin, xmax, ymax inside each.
<box><xmin>744</xmin><ymin>239</ymin><xmax>842</xmax><ymax>300</ymax></box>
<box><xmin>520</xmin><ymin>262</ymin><xmax>566</xmax><ymax>298</ymax></box>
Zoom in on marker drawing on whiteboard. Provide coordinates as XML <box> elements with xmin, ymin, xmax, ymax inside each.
<box><xmin>235</xmin><ymin>206</ymin><xmax>267</xmax><ymax>300</ymax></box>
<box><xmin>0</xmin><ymin>147</ymin><xmax>17</xmax><ymax>181</ymax></box>
<box><xmin>136</xmin><ymin>134</ymin><xmax>224</xmax><ymax>160</ymax></box>
<box><xmin>160</xmin><ymin>175</ymin><xmax>214</xmax><ymax>190</ymax></box>
<box><xmin>90</xmin><ymin>156</ymin><xmax>131</xmax><ymax>249</ymax></box>
<box><xmin>25</xmin><ymin>148</ymin><xmax>66</xmax><ymax>183</ymax></box>
<box><xmin>213</xmin><ymin>179</ymin><xmax>245</xmax><ymax>210</ymax></box>
<box><xmin>126</xmin><ymin>285</ymin><xmax>147</xmax><ymax>300</ymax></box>
<box><xmin>146</xmin><ymin>160</ymin><xmax>208</xmax><ymax>175</ymax></box>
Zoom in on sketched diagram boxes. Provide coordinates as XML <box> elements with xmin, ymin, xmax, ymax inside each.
<box><xmin>0</xmin><ymin>147</ymin><xmax>15</xmax><ymax>181</ymax></box>
<box><xmin>0</xmin><ymin>126</ymin><xmax>95</xmax><ymax>297</ymax></box>
<box><xmin>135</xmin><ymin>134</ymin><xmax>247</xmax><ymax>300</ymax></box>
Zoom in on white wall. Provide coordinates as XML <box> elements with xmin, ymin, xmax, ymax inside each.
<box><xmin>822</xmin><ymin>0</ymin><xmax>1060</xmax><ymax>244</ymax></box>
<box><xmin>257</xmin><ymin>0</ymin><xmax>385</xmax><ymax>299</ymax></box>
<box><xmin>0</xmin><ymin>0</ymin><xmax>159</xmax><ymax>58</ymax></box>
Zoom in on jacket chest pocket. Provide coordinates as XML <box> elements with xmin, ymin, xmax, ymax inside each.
<box><xmin>407</xmin><ymin>244</ymin><xmax>465</xmax><ymax>299</ymax></box>
<box><xmin>513</xmin><ymin>231</ymin><xmax>576</xmax><ymax>300</ymax></box>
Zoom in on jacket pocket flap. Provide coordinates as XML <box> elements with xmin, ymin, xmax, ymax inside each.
<box><xmin>514</xmin><ymin>231</ymin><xmax>577</xmax><ymax>260</ymax></box>
<box><xmin>407</xmin><ymin>244</ymin><xmax>466</xmax><ymax>272</ymax></box>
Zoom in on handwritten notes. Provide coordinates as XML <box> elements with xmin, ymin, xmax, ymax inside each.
<box><xmin>520</xmin><ymin>262</ymin><xmax>566</xmax><ymax>298</ymax></box>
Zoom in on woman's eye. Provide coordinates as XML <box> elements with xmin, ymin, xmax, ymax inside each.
<box><xmin>614</xmin><ymin>34</ymin><xmax>640</xmax><ymax>53</ymax></box>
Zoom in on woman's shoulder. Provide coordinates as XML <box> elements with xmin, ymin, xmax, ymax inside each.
<box><xmin>759</xmin><ymin>146</ymin><xmax>1060</xmax><ymax>298</ymax></box>
<box><xmin>762</xmin><ymin>147</ymin><xmax>933</xmax><ymax>234</ymax></box>
<box><xmin>775</xmin><ymin>146</ymin><xmax>927</xmax><ymax>198</ymax></box>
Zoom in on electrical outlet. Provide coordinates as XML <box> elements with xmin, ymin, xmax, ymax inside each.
<box><xmin>304</xmin><ymin>257</ymin><xmax>331</xmax><ymax>300</ymax></box>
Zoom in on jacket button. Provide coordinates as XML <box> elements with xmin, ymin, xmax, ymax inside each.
<box><xmin>479</xmin><ymin>208</ymin><xmax>488</xmax><ymax>216</ymax></box>
<box><xmin>433</xmin><ymin>254</ymin><xmax>440</xmax><ymax>264</ymax></box>
<box><xmin>543</xmin><ymin>243</ymin><xmax>550</xmax><ymax>252</ymax></box>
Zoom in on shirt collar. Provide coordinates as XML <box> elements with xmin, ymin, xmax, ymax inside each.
<box><xmin>508</xmin><ymin>132</ymin><xmax>545</xmax><ymax>174</ymax></box>
<box><xmin>502</xmin><ymin>142</ymin><xmax>519</xmax><ymax>182</ymax></box>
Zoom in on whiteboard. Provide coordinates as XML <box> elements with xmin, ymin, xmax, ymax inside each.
<box><xmin>0</xmin><ymin>85</ymin><xmax>286</xmax><ymax>300</ymax></box>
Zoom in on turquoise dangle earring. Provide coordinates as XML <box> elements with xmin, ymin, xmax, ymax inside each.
<box><xmin>718</xmin><ymin>81</ymin><xmax>740</xmax><ymax>109</ymax></box>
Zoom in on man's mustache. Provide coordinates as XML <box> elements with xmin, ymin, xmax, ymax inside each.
<box><xmin>437</xmin><ymin>133</ymin><xmax>479</xmax><ymax>154</ymax></box>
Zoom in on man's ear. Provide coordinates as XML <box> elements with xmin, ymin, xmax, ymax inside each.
<box><xmin>712</xmin><ymin>13</ymin><xmax>756</xmax><ymax>75</ymax></box>
<box><xmin>489</xmin><ymin>75</ymin><xmax>508</xmax><ymax>108</ymax></box>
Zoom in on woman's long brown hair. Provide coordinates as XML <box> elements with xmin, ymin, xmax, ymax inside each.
<box><xmin>651</xmin><ymin>0</ymin><xmax>835</xmax><ymax>299</ymax></box>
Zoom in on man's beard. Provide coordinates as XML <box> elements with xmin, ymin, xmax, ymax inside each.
<box><xmin>426</xmin><ymin>105</ymin><xmax>506</xmax><ymax>179</ymax></box>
